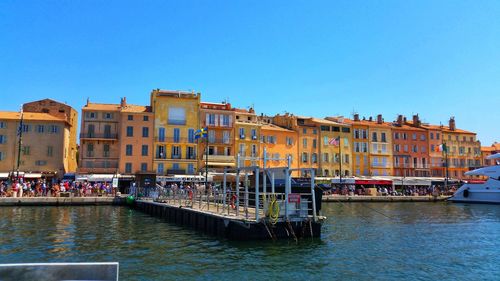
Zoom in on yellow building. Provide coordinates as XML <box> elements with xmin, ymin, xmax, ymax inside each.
<box><xmin>441</xmin><ymin>117</ymin><xmax>481</xmax><ymax>179</ymax></box>
<box><xmin>0</xmin><ymin>110</ymin><xmax>72</xmax><ymax>180</ymax></box>
<box><xmin>151</xmin><ymin>89</ymin><xmax>200</xmax><ymax>175</ymax></box>
<box><xmin>234</xmin><ymin>108</ymin><xmax>261</xmax><ymax>167</ymax></box>
<box><xmin>315</xmin><ymin>117</ymin><xmax>352</xmax><ymax>177</ymax></box>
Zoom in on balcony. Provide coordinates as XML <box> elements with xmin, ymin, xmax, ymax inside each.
<box><xmin>203</xmin><ymin>154</ymin><xmax>235</xmax><ymax>162</ymax></box>
<box><xmin>154</xmin><ymin>137</ymin><xmax>197</xmax><ymax>144</ymax></box>
<box><xmin>80</xmin><ymin>133</ymin><xmax>118</xmax><ymax>140</ymax></box>
<box><xmin>155</xmin><ymin>155</ymin><xmax>197</xmax><ymax>160</ymax></box>
<box><xmin>208</xmin><ymin>138</ymin><xmax>232</xmax><ymax>145</ymax></box>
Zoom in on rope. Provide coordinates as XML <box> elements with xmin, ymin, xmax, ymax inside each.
<box><xmin>267</xmin><ymin>194</ymin><xmax>280</xmax><ymax>225</ymax></box>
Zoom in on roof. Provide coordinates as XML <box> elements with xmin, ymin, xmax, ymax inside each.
<box><xmin>481</xmin><ymin>146</ymin><xmax>495</xmax><ymax>152</ymax></box>
<box><xmin>84</xmin><ymin>103</ymin><xmax>121</xmax><ymax>111</ymax></box>
<box><xmin>0</xmin><ymin>111</ymin><xmax>66</xmax><ymax>122</ymax></box>
<box><xmin>389</xmin><ymin>123</ymin><xmax>426</xmax><ymax>131</ymax></box>
<box><xmin>121</xmin><ymin>105</ymin><xmax>152</xmax><ymax>113</ymax></box>
<box><xmin>310</xmin><ymin>118</ymin><xmax>347</xmax><ymax>126</ymax></box>
<box><xmin>493</xmin><ymin>143</ymin><xmax>500</xmax><ymax>150</ymax></box>
<box><xmin>261</xmin><ymin>124</ymin><xmax>295</xmax><ymax>133</ymax></box>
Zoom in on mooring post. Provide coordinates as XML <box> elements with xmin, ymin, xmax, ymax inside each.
<box><xmin>255</xmin><ymin>167</ymin><xmax>260</xmax><ymax>222</ymax></box>
<box><xmin>244</xmin><ymin>173</ymin><xmax>249</xmax><ymax>219</ymax></box>
<box><xmin>285</xmin><ymin>168</ymin><xmax>289</xmax><ymax>220</ymax></box>
<box><xmin>310</xmin><ymin>169</ymin><xmax>317</xmax><ymax>222</ymax></box>
<box><xmin>271</xmin><ymin>172</ymin><xmax>275</xmax><ymax>194</ymax></box>
<box><xmin>236</xmin><ymin>168</ymin><xmax>240</xmax><ymax>217</ymax></box>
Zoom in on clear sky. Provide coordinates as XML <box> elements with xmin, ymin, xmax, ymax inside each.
<box><xmin>1</xmin><ymin>0</ymin><xmax>498</xmax><ymax>145</ymax></box>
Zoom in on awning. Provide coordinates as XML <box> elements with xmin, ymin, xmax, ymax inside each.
<box><xmin>25</xmin><ymin>173</ymin><xmax>42</xmax><ymax>179</ymax></box>
<box><xmin>0</xmin><ymin>172</ymin><xmax>9</xmax><ymax>178</ymax></box>
<box><xmin>207</xmin><ymin>162</ymin><xmax>236</xmax><ymax>167</ymax></box>
<box><xmin>77</xmin><ymin>174</ymin><xmax>115</xmax><ymax>182</ymax></box>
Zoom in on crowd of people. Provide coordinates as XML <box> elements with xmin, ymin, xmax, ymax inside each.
<box><xmin>329</xmin><ymin>184</ymin><xmax>453</xmax><ymax>196</ymax></box>
<box><xmin>0</xmin><ymin>179</ymin><xmax>117</xmax><ymax>197</ymax></box>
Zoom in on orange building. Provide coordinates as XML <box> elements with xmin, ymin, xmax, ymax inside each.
<box><xmin>329</xmin><ymin>114</ymin><xmax>370</xmax><ymax>176</ymax></box>
<box><xmin>234</xmin><ymin>108</ymin><xmax>261</xmax><ymax>167</ymax></box>
<box><xmin>481</xmin><ymin>143</ymin><xmax>499</xmax><ymax>166</ymax></box>
<box><xmin>259</xmin><ymin>123</ymin><xmax>299</xmax><ymax>176</ymax></box>
<box><xmin>391</xmin><ymin>115</ymin><xmax>430</xmax><ymax>177</ymax></box>
<box><xmin>272</xmin><ymin>114</ymin><xmax>320</xmax><ymax>177</ymax></box>
<box><xmin>199</xmin><ymin>102</ymin><xmax>235</xmax><ymax>172</ymax></box>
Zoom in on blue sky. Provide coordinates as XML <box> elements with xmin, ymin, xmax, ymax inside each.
<box><xmin>1</xmin><ymin>0</ymin><xmax>498</xmax><ymax>144</ymax></box>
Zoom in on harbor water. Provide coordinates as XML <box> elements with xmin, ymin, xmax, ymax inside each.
<box><xmin>1</xmin><ymin>203</ymin><xmax>499</xmax><ymax>280</ymax></box>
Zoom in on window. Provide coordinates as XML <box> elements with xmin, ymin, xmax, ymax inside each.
<box><xmin>37</xmin><ymin>125</ymin><xmax>44</xmax><ymax>133</ymax></box>
<box><xmin>312</xmin><ymin>139</ymin><xmax>317</xmax><ymax>149</ymax></box>
<box><xmin>206</xmin><ymin>113</ymin><xmax>216</xmax><ymax>126</ymax></box>
<box><xmin>362</xmin><ymin>142</ymin><xmax>368</xmax><ymax>153</ymax></box>
<box><xmin>422</xmin><ymin>146</ymin><xmax>426</xmax><ymax>153</ymax></box>
<box><xmin>412</xmin><ymin>145</ymin><xmax>418</xmax><ymax>153</ymax></box>
<box><xmin>430</xmin><ymin>133</ymin><xmax>434</xmax><ymax>139</ymax></box>
<box><xmin>188</xmin><ymin>164</ymin><xmax>194</xmax><ymax>174</ymax></box>
<box><xmin>157</xmin><ymin>163</ymin><xmax>164</xmax><ymax>174</ymax></box>
<box><xmin>47</xmin><ymin>146</ymin><xmax>53</xmax><ymax>157</ymax></box>
<box><xmin>0</xmin><ymin>151</ymin><xmax>4</xmax><ymax>161</ymax></box>
<box><xmin>104</xmin><ymin>113</ymin><xmax>113</xmax><ymax>119</ymax></box>
<box><xmin>436</xmin><ymin>133</ymin><xmax>440</xmax><ymax>140</ymax></box>
<box><xmin>22</xmin><ymin>124</ymin><xmax>31</xmax><ymax>132</ymax></box>
<box><xmin>404</xmin><ymin>145</ymin><xmax>408</xmax><ymax>152</ymax></box>
<box><xmin>342</xmin><ymin>127</ymin><xmax>350</xmax><ymax>133</ymax></box>
<box><xmin>372</xmin><ymin>132</ymin><xmax>377</xmax><ymax>142</ymax></box>
<box><xmin>354</xmin><ymin>129</ymin><xmax>360</xmax><ymax>139</ymax></box>
<box><xmin>87</xmin><ymin>144</ymin><xmax>94</xmax><ymax>157</ymax></box>
<box><xmin>372</xmin><ymin>143</ymin><xmax>377</xmax><ymax>152</ymax></box>
<box><xmin>251</xmin><ymin>129</ymin><xmax>257</xmax><ymax>140</ymax></box>
<box><xmin>172</xmin><ymin>146</ymin><xmax>181</xmax><ymax>158</ymax></box>
<box><xmin>126</xmin><ymin>145</ymin><xmax>133</xmax><ymax>156</ymax></box>
<box><xmin>208</xmin><ymin>130</ymin><xmax>215</xmax><ymax>143</ymax></box>
<box><xmin>344</xmin><ymin>154</ymin><xmax>350</xmax><ymax>164</ymax></box>
<box><xmin>85</xmin><ymin>112</ymin><xmax>97</xmax><ymax>119</ymax></box>
<box><xmin>187</xmin><ymin>146</ymin><xmax>196</xmax><ymax>159</ymax></box>
<box><xmin>311</xmin><ymin>153</ymin><xmax>318</xmax><ymax>163</ymax></box>
<box><xmin>172</xmin><ymin>163</ymin><xmax>180</xmax><ymax>170</ymax></box>
<box><xmin>168</xmin><ymin>107</ymin><xmax>186</xmax><ymax>125</ymax></box>
<box><xmin>158</xmin><ymin>128</ymin><xmax>165</xmax><ymax>142</ymax></box>
<box><xmin>332</xmin><ymin>126</ymin><xmax>340</xmax><ymax>132</ymax></box>
<box><xmin>402</xmin><ymin>133</ymin><xmax>407</xmax><ymax>140</ymax></box>
<box><xmin>142</xmin><ymin>145</ymin><xmax>149</xmax><ymax>156</ymax></box>
<box><xmin>303</xmin><ymin>138</ymin><xmax>307</xmax><ymax>148</ymax></box>
<box><xmin>23</xmin><ymin>146</ymin><xmax>30</xmax><ymax>155</ymax></box>
<box><xmin>188</xmin><ymin>129</ymin><xmax>195</xmax><ymax>143</ymax></box>
<box><xmin>420</xmin><ymin>134</ymin><xmax>426</xmax><ymax>141</ymax></box>
<box><xmin>173</xmin><ymin>128</ymin><xmax>180</xmax><ymax>143</ymax></box>
<box><xmin>141</xmin><ymin>163</ymin><xmax>147</xmax><ymax>172</ymax></box>
<box><xmin>0</xmin><ymin>122</ymin><xmax>5</xmax><ymax>129</ymax></box>
<box><xmin>126</xmin><ymin>126</ymin><xmax>133</xmax><ymax>137</ymax></box>
<box><xmin>157</xmin><ymin>145</ymin><xmax>166</xmax><ymax>159</ymax></box>
<box><xmin>239</xmin><ymin>128</ymin><xmax>245</xmax><ymax>139</ymax></box>
<box><xmin>125</xmin><ymin>163</ymin><xmax>132</xmax><ymax>173</ymax></box>
<box><xmin>412</xmin><ymin>133</ymin><xmax>417</xmax><ymax>140</ymax></box>
<box><xmin>35</xmin><ymin>160</ymin><xmax>47</xmax><ymax>166</ymax></box>
<box><xmin>394</xmin><ymin>144</ymin><xmax>400</xmax><ymax>152</ymax></box>
<box><xmin>323</xmin><ymin>153</ymin><xmax>329</xmax><ymax>162</ymax></box>
<box><xmin>362</xmin><ymin>130</ymin><xmax>367</xmax><ymax>139</ymax></box>
<box><xmin>313</xmin><ymin>129</ymin><xmax>317</xmax><ymax>135</ymax></box>
<box><xmin>128</xmin><ymin>115</ymin><xmax>133</xmax><ymax>121</ymax></box>
<box><xmin>303</xmin><ymin>128</ymin><xmax>307</xmax><ymax>134</ymax></box>
<box><xmin>0</xmin><ymin>135</ymin><xmax>5</xmax><ymax>144</ymax></box>
<box><xmin>322</xmin><ymin>125</ymin><xmax>331</xmax><ymax>132</ymax></box>
<box><xmin>142</xmin><ymin>127</ymin><xmax>149</xmax><ymax>138</ymax></box>
<box><xmin>103</xmin><ymin>144</ymin><xmax>110</xmax><ymax>157</ymax></box>
<box><xmin>381</xmin><ymin>132</ymin><xmax>386</xmax><ymax>142</ymax></box>
<box><xmin>223</xmin><ymin>131</ymin><xmax>230</xmax><ymax>144</ymax></box>
<box><xmin>104</xmin><ymin>125</ymin><xmax>112</xmax><ymax>137</ymax></box>
<box><xmin>222</xmin><ymin>115</ymin><xmax>230</xmax><ymax>126</ymax></box>
<box><xmin>355</xmin><ymin>142</ymin><xmax>360</xmax><ymax>152</ymax></box>
<box><xmin>143</xmin><ymin>116</ymin><xmax>149</xmax><ymax>121</ymax></box>
<box><xmin>431</xmin><ymin>144</ymin><xmax>435</xmax><ymax>151</ymax></box>
<box><xmin>302</xmin><ymin>152</ymin><xmax>308</xmax><ymax>163</ymax></box>
<box><xmin>394</xmin><ymin>132</ymin><xmax>399</xmax><ymax>139</ymax></box>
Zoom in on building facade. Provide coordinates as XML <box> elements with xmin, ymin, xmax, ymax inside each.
<box><xmin>0</xmin><ymin>111</ymin><xmax>71</xmax><ymax>180</ymax></box>
<box><xmin>315</xmin><ymin>118</ymin><xmax>352</xmax><ymax>177</ymax></box>
<box><xmin>234</xmin><ymin>108</ymin><xmax>260</xmax><ymax>167</ymax></box>
<box><xmin>260</xmin><ymin>123</ymin><xmax>299</xmax><ymax>176</ymax></box>
<box><xmin>151</xmin><ymin>90</ymin><xmax>200</xmax><ymax>176</ymax></box>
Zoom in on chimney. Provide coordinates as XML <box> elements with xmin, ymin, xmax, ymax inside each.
<box><xmin>449</xmin><ymin>117</ymin><xmax>456</xmax><ymax>131</ymax></box>
<box><xmin>249</xmin><ymin>107</ymin><xmax>254</xmax><ymax>114</ymax></box>
<box><xmin>86</xmin><ymin>98</ymin><xmax>90</xmax><ymax>106</ymax></box>
<box><xmin>377</xmin><ymin>114</ymin><xmax>383</xmax><ymax>124</ymax></box>
<box><xmin>120</xmin><ymin>97</ymin><xmax>127</xmax><ymax>108</ymax></box>
<box><xmin>412</xmin><ymin>114</ymin><xmax>420</xmax><ymax>127</ymax></box>
<box><xmin>397</xmin><ymin>115</ymin><xmax>403</xmax><ymax>126</ymax></box>
<box><xmin>369</xmin><ymin>117</ymin><xmax>373</xmax><ymax>122</ymax></box>
<box><xmin>354</xmin><ymin>114</ymin><xmax>359</xmax><ymax>121</ymax></box>
<box><xmin>403</xmin><ymin>117</ymin><xmax>407</xmax><ymax>123</ymax></box>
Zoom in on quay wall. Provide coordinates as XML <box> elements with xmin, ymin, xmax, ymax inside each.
<box><xmin>323</xmin><ymin>195</ymin><xmax>450</xmax><ymax>203</ymax></box>
<box><xmin>0</xmin><ymin>197</ymin><xmax>124</xmax><ymax>206</ymax></box>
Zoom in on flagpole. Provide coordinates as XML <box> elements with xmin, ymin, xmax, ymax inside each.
<box><xmin>205</xmin><ymin>129</ymin><xmax>209</xmax><ymax>192</ymax></box>
<box><xmin>339</xmin><ymin>137</ymin><xmax>342</xmax><ymax>186</ymax></box>
<box><xmin>16</xmin><ymin>107</ymin><xmax>24</xmax><ymax>181</ymax></box>
<box><xmin>444</xmin><ymin>142</ymin><xmax>448</xmax><ymax>192</ymax></box>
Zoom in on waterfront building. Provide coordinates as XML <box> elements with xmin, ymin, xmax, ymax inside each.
<box><xmin>150</xmin><ymin>90</ymin><xmax>200</xmax><ymax>176</ymax></box>
<box><xmin>272</xmin><ymin>114</ymin><xmax>320</xmax><ymax>177</ymax></box>
<box><xmin>440</xmin><ymin>117</ymin><xmax>481</xmax><ymax>179</ymax></box>
<box><xmin>0</xmin><ymin>99</ymin><xmax>77</xmax><ymax>180</ymax></box>
<box><xmin>234</xmin><ymin>107</ymin><xmax>261</xmax><ymax>167</ymax></box>
<box><xmin>314</xmin><ymin>117</ymin><xmax>352</xmax><ymax>177</ymax></box>
<box><xmin>78</xmin><ymin>100</ymin><xmax>121</xmax><ymax>175</ymax></box>
<box><xmin>328</xmin><ymin>114</ymin><xmax>370</xmax><ymax>177</ymax></box>
<box><xmin>259</xmin><ymin>122</ymin><xmax>299</xmax><ymax>176</ymax></box>
<box><xmin>480</xmin><ymin>143</ymin><xmax>499</xmax><ymax>167</ymax></box>
<box><xmin>391</xmin><ymin>115</ymin><xmax>430</xmax><ymax>177</ymax></box>
<box><xmin>118</xmin><ymin>98</ymin><xmax>154</xmax><ymax>176</ymax></box>
<box><xmin>199</xmin><ymin>102</ymin><xmax>235</xmax><ymax>172</ymax></box>
<box><xmin>418</xmin><ymin>124</ymin><xmax>445</xmax><ymax>177</ymax></box>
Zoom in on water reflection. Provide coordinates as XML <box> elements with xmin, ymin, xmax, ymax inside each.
<box><xmin>0</xmin><ymin>203</ymin><xmax>499</xmax><ymax>281</ymax></box>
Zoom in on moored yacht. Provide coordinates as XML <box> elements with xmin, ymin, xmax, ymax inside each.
<box><xmin>449</xmin><ymin>154</ymin><xmax>500</xmax><ymax>204</ymax></box>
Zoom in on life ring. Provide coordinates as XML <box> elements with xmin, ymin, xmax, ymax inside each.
<box><xmin>188</xmin><ymin>190</ymin><xmax>193</xmax><ymax>201</ymax></box>
<box><xmin>463</xmin><ymin>189</ymin><xmax>469</xmax><ymax>198</ymax></box>
<box><xmin>230</xmin><ymin>194</ymin><xmax>237</xmax><ymax>209</ymax></box>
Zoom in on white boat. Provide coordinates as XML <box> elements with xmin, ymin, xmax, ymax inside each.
<box><xmin>449</xmin><ymin>154</ymin><xmax>500</xmax><ymax>204</ymax></box>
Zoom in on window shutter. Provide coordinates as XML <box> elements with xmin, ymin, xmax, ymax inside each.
<box><xmin>206</xmin><ymin>114</ymin><xmax>209</xmax><ymax>126</ymax></box>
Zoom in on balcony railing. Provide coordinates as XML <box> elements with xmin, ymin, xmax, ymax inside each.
<box><xmin>155</xmin><ymin>155</ymin><xmax>197</xmax><ymax>160</ymax></box>
<box><xmin>203</xmin><ymin>154</ymin><xmax>235</xmax><ymax>162</ymax></box>
<box><xmin>80</xmin><ymin>133</ymin><xmax>118</xmax><ymax>139</ymax></box>
<box><xmin>208</xmin><ymin>138</ymin><xmax>232</xmax><ymax>144</ymax></box>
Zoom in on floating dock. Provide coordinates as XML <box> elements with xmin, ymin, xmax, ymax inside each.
<box><xmin>132</xmin><ymin>166</ymin><xmax>325</xmax><ymax>240</ymax></box>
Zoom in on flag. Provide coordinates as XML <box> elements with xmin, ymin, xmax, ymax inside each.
<box><xmin>195</xmin><ymin>127</ymin><xmax>208</xmax><ymax>140</ymax></box>
<box><xmin>329</xmin><ymin>137</ymin><xmax>340</xmax><ymax>146</ymax></box>
<box><xmin>436</xmin><ymin>144</ymin><xmax>447</xmax><ymax>152</ymax></box>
